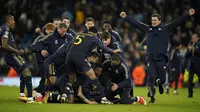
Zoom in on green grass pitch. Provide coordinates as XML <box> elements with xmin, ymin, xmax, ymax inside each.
<box><xmin>0</xmin><ymin>86</ymin><xmax>199</xmax><ymax>112</ymax></box>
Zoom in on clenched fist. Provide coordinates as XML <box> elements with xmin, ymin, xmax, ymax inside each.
<box><xmin>120</xmin><ymin>11</ymin><xmax>127</xmax><ymax>18</ymax></box>
<box><xmin>189</xmin><ymin>8</ymin><xmax>195</xmax><ymax>16</ymax></box>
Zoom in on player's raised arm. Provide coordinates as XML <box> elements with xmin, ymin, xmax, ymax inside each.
<box><xmin>166</xmin><ymin>8</ymin><xmax>195</xmax><ymax>32</ymax></box>
<box><xmin>120</xmin><ymin>11</ymin><xmax>148</xmax><ymax>32</ymax></box>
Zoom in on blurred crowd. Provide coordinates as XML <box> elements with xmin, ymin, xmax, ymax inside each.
<box><xmin>0</xmin><ymin>0</ymin><xmax>200</xmax><ymax>78</ymax></box>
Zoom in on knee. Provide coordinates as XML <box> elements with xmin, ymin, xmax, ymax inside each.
<box><xmin>21</xmin><ymin>68</ymin><xmax>32</xmax><ymax>77</ymax></box>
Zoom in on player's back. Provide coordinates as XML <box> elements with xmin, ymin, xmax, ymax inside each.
<box><xmin>68</xmin><ymin>33</ymin><xmax>100</xmax><ymax>57</ymax></box>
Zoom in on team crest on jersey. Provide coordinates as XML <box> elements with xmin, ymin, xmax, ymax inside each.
<box><xmin>149</xmin><ymin>28</ymin><xmax>152</xmax><ymax>30</ymax></box>
<box><xmin>55</xmin><ymin>40</ymin><xmax>58</xmax><ymax>44</ymax></box>
<box><xmin>158</xmin><ymin>28</ymin><xmax>161</xmax><ymax>30</ymax></box>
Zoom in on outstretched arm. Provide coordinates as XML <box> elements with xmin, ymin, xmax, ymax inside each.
<box><xmin>120</xmin><ymin>11</ymin><xmax>148</xmax><ymax>32</ymax></box>
<box><xmin>166</xmin><ymin>8</ymin><xmax>195</xmax><ymax>32</ymax></box>
<box><xmin>77</xmin><ymin>86</ymin><xmax>97</xmax><ymax>104</ymax></box>
<box><xmin>94</xmin><ymin>37</ymin><xmax>120</xmax><ymax>54</ymax></box>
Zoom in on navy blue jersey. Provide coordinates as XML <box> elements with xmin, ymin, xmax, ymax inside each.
<box><xmin>100</xmin><ymin>41</ymin><xmax>124</xmax><ymax>61</ymax></box>
<box><xmin>67</xmin><ymin>28</ymin><xmax>76</xmax><ymax>37</ymax></box>
<box><xmin>41</xmin><ymin>30</ymin><xmax>73</xmax><ymax>55</ymax></box>
<box><xmin>30</xmin><ymin>34</ymin><xmax>50</xmax><ymax>63</ymax></box>
<box><xmin>109</xmin><ymin>30</ymin><xmax>121</xmax><ymax>43</ymax></box>
<box><xmin>44</xmin><ymin>42</ymin><xmax>68</xmax><ymax>68</ymax></box>
<box><xmin>102</xmin><ymin>60</ymin><xmax>133</xmax><ymax>89</ymax></box>
<box><xmin>125</xmin><ymin>14</ymin><xmax>190</xmax><ymax>60</ymax></box>
<box><xmin>0</xmin><ymin>24</ymin><xmax>15</xmax><ymax>54</ymax></box>
<box><xmin>68</xmin><ymin>33</ymin><xmax>113</xmax><ymax>57</ymax></box>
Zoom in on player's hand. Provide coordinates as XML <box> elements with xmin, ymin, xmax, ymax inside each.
<box><xmin>89</xmin><ymin>101</ymin><xmax>98</xmax><ymax>104</ymax></box>
<box><xmin>120</xmin><ymin>11</ymin><xmax>127</xmax><ymax>18</ymax></box>
<box><xmin>17</xmin><ymin>49</ymin><xmax>25</xmax><ymax>55</ymax></box>
<box><xmin>189</xmin><ymin>8</ymin><xmax>195</xmax><ymax>16</ymax></box>
<box><xmin>35</xmin><ymin>28</ymin><xmax>41</xmax><ymax>33</ymax></box>
<box><xmin>41</xmin><ymin>50</ymin><xmax>49</xmax><ymax>57</ymax></box>
<box><xmin>111</xmin><ymin>83</ymin><xmax>118</xmax><ymax>91</ymax></box>
<box><xmin>113</xmin><ymin>49</ymin><xmax>121</xmax><ymax>53</ymax></box>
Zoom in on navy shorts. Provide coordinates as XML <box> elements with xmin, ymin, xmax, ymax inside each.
<box><xmin>4</xmin><ymin>53</ymin><xmax>27</xmax><ymax>73</ymax></box>
<box><xmin>65</xmin><ymin>54</ymin><xmax>91</xmax><ymax>74</ymax></box>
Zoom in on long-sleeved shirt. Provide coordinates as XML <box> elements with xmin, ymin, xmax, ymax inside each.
<box><xmin>125</xmin><ymin>14</ymin><xmax>190</xmax><ymax>60</ymax></box>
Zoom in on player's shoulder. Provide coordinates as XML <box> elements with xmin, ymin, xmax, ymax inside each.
<box><xmin>40</xmin><ymin>33</ymin><xmax>54</xmax><ymax>41</ymax></box>
<box><xmin>102</xmin><ymin>60</ymin><xmax>111</xmax><ymax>66</ymax></box>
<box><xmin>111</xmin><ymin>30</ymin><xmax>120</xmax><ymax>36</ymax></box>
<box><xmin>68</xmin><ymin>28</ymin><xmax>75</xmax><ymax>33</ymax></box>
<box><xmin>120</xmin><ymin>62</ymin><xmax>129</xmax><ymax>71</ymax></box>
<box><xmin>0</xmin><ymin>24</ymin><xmax>9</xmax><ymax>32</ymax></box>
<box><xmin>65</xmin><ymin>32</ymin><xmax>74</xmax><ymax>38</ymax></box>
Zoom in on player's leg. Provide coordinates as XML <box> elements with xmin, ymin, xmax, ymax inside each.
<box><xmin>21</xmin><ymin>68</ymin><xmax>34</xmax><ymax>103</ymax></box>
<box><xmin>156</xmin><ymin>59</ymin><xmax>167</xmax><ymax>94</ymax></box>
<box><xmin>188</xmin><ymin>69</ymin><xmax>194</xmax><ymax>98</ymax></box>
<box><xmin>119</xmin><ymin>88</ymin><xmax>146</xmax><ymax>105</ymax></box>
<box><xmin>33</xmin><ymin>63</ymin><xmax>45</xmax><ymax>93</ymax></box>
<box><xmin>173</xmin><ymin>70</ymin><xmax>180</xmax><ymax>95</ymax></box>
<box><xmin>76</xmin><ymin>58</ymin><xmax>112</xmax><ymax>104</ymax></box>
<box><xmin>147</xmin><ymin>60</ymin><xmax>156</xmax><ymax>103</ymax></box>
<box><xmin>19</xmin><ymin>75</ymin><xmax>25</xmax><ymax>97</ymax></box>
<box><xmin>5</xmin><ymin>54</ymin><xmax>34</xmax><ymax>103</ymax></box>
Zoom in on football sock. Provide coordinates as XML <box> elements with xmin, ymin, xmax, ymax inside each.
<box><xmin>24</xmin><ymin>76</ymin><xmax>33</xmax><ymax>97</ymax></box>
<box><xmin>20</xmin><ymin>75</ymin><xmax>25</xmax><ymax>94</ymax></box>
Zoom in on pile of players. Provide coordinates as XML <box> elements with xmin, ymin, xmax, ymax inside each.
<box><xmin>31</xmin><ymin>16</ymin><xmax>147</xmax><ymax>105</ymax></box>
<box><xmin>0</xmin><ymin>15</ymin><xmax>146</xmax><ymax>105</ymax></box>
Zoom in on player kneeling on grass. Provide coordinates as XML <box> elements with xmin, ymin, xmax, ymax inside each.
<box><xmin>102</xmin><ymin>53</ymin><xmax>146</xmax><ymax>105</ymax></box>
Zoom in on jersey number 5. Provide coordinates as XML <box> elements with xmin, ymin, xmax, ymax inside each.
<box><xmin>74</xmin><ymin>35</ymin><xmax>85</xmax><ymax>45</ymax></box>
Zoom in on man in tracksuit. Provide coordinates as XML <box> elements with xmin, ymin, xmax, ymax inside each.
<box><xmin>101</xmin><ymin>53</ymin><xmax>146</xmax><ymax>105</ymax></box>
<box><xmin>30</xmin><ymin>23</ymin><xmax>56</xmax><ymax>95</ymax></box>
<box><xmin>61</xmin><ymin>16</ymin><xmax>76</xmax><ymax>37</ymax></box>
<box><xmin>120</xmin><ymin>8</ymin><xmax>195</xmax><ymax>103</ymax></box>
<box><xmin>185</xmin><ymin>33</ymin><xmax>200</xmax><ymax>98</ymax></box>
<box><xmin>39</xmin><ymin>23</ymin><xmax>73</xmax><ymax>97</ymax></box>
<box><xmin>99</xmin><ymin>32</ymin><xmax>123</xmax><ymax>62</ymax></box>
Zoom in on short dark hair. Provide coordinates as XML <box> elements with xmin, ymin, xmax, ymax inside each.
<box><xmin>61</xmin><ymin>16</ymin><xmax>71</xmax><ymax>21</ymax></box>
<box><xmin>58</xmin><ymin>22</ymin><xmax>67</xmax><ymax>28</ymax></box>
<box><xmin>102</xmin><ymin>32</ymin><xmax>111</xmax><ymax>40</ymax></box>
<box><xmin>151</xmin><ymin>14</ymin><xmax>161</xmax><ymax>20</ymax></box>
<box><xmin>3</xmin><ymin>14</ymin><xmax>14</xmax><ymax>23</ymax></box>
<box><xmin>53</xmin><ymin>18</ymin><xmax>61</xmax><ymax>22</ymax></box>
<box><xmin>89</xmin><ymin>51</ymin><xmax>100</xmax><ymax>59</ymax></box>
<box><xmin>103</xmin><ymin>21</ymin><xmax>111</xmax><ymax>25</ymax></box>
<box><xmin>111</xmin><ymin>53</ymin><xmax>121</xmax><ymax>61</ymax></box>
<box><xmin>85</xmin><ymin>17</ymin><xmax>94</xmax><ymax>23</ymax></box>
<box><xmin>88</xmin><ymin>26</ymin><xmax>98</xmax><ymax>33</ymax></box>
